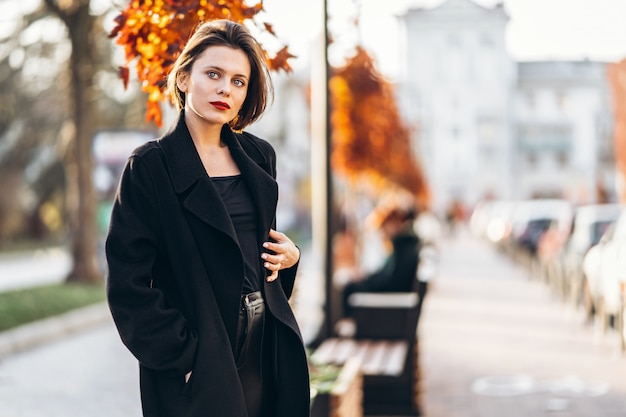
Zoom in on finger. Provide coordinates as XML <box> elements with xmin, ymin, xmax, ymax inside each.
<box><xmin>263</xmin><ymin>243</ymin><xmax>289</xmax><ymax>262</ymax></box>
<box><xmin>264</xmin><ymin>259</ymin><xmax>282</xmax><ymax>271</ymax></box>
<box><xmin>263</xmin><ymin>241</ymin><xmax>277</xmax><ymax>252</ymax></box>
<box><xmin>269</xmin><ymin>229</ymin><xmax>288</xmax><ymax>242</ymax></box>
<box><xmin>266</xmin><ymin>270</ymin><xmax>278</xmax><ymax>282</ymax></box>
<box><xmin>262</xmin><ymin>252</ymin><xmax>281</xmax><ymax>264</ymax></box>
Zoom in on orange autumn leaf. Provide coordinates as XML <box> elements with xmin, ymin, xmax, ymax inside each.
<box><xmin>263</xmin><ymin>22</ymin><xmax>276</xmax><ymax>36</ymax></box>
<box><xmin>330</xmin><ymin>47</ymin><xmax>429</xmax><ymax>206</ymax></box>
<box><xmin>118</xmin><ymin>66</ymin><xmax>130</xmax><ymax>90</ymax></box>
<box><xmin>109</xmin><ymin>0</ymin><xmax>293</xmax><ymax>127</ymax></box>
<box><xmin>268</xmin><ymin>46</ymin><xmax>296</xmax><ymax>73</ymax></box>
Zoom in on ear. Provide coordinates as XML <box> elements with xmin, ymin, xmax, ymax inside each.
<box><xmin>177</xmin><ymin>72</ymin><xmax>188</xmax><ymax>92</ymax></box>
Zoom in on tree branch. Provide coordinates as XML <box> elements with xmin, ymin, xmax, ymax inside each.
<box><xmin>42</xmin><ymin>0</ymin><xmax>69</xmax><ymax>24</ymax></box>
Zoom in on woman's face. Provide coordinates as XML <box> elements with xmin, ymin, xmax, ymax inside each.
<box><xmin>178</xmin><ymin>45</ymin><xmax>251</xmax><ymax>127</ymax></box>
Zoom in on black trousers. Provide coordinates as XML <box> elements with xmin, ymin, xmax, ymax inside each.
<box><xmin>235</xmin><ymin>291</ymin><xmax>275</xmax><ymax>417</ymax></box>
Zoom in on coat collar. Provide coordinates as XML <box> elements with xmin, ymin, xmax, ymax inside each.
<box><xmin>157</xmin><ymin>112</ymin><xmax>278</xmax><ymax>242</ymax></box>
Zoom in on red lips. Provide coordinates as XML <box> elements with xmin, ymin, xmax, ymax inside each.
<box><xmin>210</xmin><ymin>101</ymin><xmax>230</xmax><ymax>110</ymax></box>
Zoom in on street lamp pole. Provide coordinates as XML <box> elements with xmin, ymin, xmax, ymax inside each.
<box><xmin>322</xmin><ymin>0</ymin><xmax>335</xmax><ymax>342</ymax></box>
<box><xmin>310</xmin><ymin>0</ymin><xmax>334</xmax><ymax>344</ymax></box>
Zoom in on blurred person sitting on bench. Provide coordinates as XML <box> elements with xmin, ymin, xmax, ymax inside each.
<box><xmin>341</xmin><ymin>200</ymin><xmax>421</xmax><ymax>317</ymax></box>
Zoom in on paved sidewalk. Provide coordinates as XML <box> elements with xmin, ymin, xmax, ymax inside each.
<box><xmin>419</xmin><ymin>229</ymin><xmax>626</xmax><ymax>417</ymax></box>
<box><xmin>0</xmin><ymin>302</ymin><xmax>111</xmax><ymax>359</ymax></box>
<box><xmin>0</xmin><ymin>247</ymin><xmax>70</xmax><ymax>292</ymax></box>
<box><xmin>0</xmin><ymin>320</ymin><xmax>141</xmax><ymax>417</ymax></box>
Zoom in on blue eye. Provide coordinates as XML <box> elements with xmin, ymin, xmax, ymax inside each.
<box><xmin>208</xmin><ymin>71</ymin><xmax>218</xmax><ymax>79</ymax></box>
<box><xmin>233</xmin><ymin>79</ymin><xmax>245</xmax><ymax>87</ymax></box>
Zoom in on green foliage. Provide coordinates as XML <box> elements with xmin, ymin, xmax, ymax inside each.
<box><xmin>309</xmin><ymin>362</ymin><xmax>342</xmax><ymax>395</ymax></box>
<box><xmin>0</xmin><ymin>283</ymin><xmax>105</xmax><ymax>332</ymax></box>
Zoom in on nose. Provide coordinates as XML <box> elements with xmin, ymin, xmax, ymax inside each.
<box><xmin>217</xmin><ymin>80</ymin><xmax>231</xmax><ymax>96</ymax></box>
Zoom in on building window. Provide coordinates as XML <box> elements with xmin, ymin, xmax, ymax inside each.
<box><xmin>518</xmin><ymin>124</ymin><xmax>571</xmax><ymax>152</ymax></box>
<box><xmin>556</xmin><ymin>90</ymin><xmax>567</xmax><ymax>110</ymax></box>
<box><xmin>478</xmin><ymin>119</ymin><xmax>497</xmax><ymax>145</ymax></box>
<box><xmin>526</xmin><ymin>91</ymin><xmax>535</xmax><ymax>109</ymax></box>
<box><xmin>451</xmin><ymin>127</ymin><xmax>459</xmax><ymax>140</ymax></box>
<box><xmin>480</xmin><ymin>147</ymin><xmax>495</xmax><ymax>168</ymax></box>
<box><xmin>447</xmin><ymin>33</ymin><xmax>460</xmax><ymax>48</ymax></box>
<box><xmin>479</xmin><ymin>32</ymin><xmax>494</xmax><ymax>48</ymax></box>
<box><xmin>451</xmin><ymin>95</ymin><xmax>459</xmax><ymax>109</ymax></box>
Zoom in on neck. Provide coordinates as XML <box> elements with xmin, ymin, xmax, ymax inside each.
<box><xmin>184</xmin><ymin>112</ymin><xmax>225</xmax><ymax>149</ymax></box>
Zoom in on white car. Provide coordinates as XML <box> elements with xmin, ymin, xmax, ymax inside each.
<box><xmin>557</xmin><ymin>204</ymin><xmax>621</xmax><ymax>305</ymax></box>
<box><xmin>582</xmin><ymin>207</ymin><xmax>626</xmax><ymax>328</ymax></box>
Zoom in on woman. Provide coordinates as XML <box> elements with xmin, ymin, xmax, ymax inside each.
<box><xmin>341</xmin><ymin>203</ymin><xmax>421</xmax><ymax>315</ymax></box>
<box><xmin>105</xmin><ymin>20</ymin><xmax>310</xmax><ymax>417</ymax></box>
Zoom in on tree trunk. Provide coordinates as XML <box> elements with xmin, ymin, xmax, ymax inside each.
<box><xmin>62</xmin><ymin>3</ymin><xmax>101</xmax><ymax>284</ymax></box>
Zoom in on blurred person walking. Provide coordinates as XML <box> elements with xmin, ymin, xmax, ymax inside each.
<box><xmin>105</xmin><ymin>20</ymin><xmax>310</xmax><ymax>417</ymax></box>
<box><xmin>445</xmin><ymin>199</ymin><xmax>466</xmax><ymax>237</ymax></box>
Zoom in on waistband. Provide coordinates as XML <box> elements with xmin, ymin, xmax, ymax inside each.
<box><xmin>241</xmin><ymin>290</ymin><xmax>263</xmax><ymax>307</ymax></box>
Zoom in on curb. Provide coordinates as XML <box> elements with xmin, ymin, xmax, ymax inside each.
<box><xmin>0</xmin><ymin>302</ymin><xmax>111</xmax><ymax>360</ymax></box>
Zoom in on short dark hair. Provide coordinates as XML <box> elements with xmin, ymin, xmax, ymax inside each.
<box><xmin>381</xmin><ymin>206</ymin><xmax>417</xmax><ymax>226</ymax></box>
<box><xmin>166</xmin><ymin>19</ymin><xmax>273</xmax><ymax>130</ymax></box>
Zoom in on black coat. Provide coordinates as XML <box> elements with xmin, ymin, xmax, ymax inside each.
<box><xmin>106</xmin><ymin>113</ymin><xmax>310</xmax><ymax>417</ymax></box>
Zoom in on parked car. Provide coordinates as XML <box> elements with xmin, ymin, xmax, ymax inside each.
<box><xmin>470</xmin><ymin>200</ymin><xmax>518</xmax><ymax>244</ymax></box>
<box><xmin>582</xmin><ymin>206</ymin><xmax>626</xmax><ymax>329</ymax></box>
<box><xmin>554</xmin><ymin>204</ymin><xmax>621</xmax><ymax>304</ymax></box>
<box><xmin>508</xmin><ymin>199</ymin><xmax>573</xmax><ymax>258</ymax></box>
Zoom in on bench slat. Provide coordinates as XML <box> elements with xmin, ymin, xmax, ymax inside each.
<box><xmin>360</xmin><ymin>341</ymin><xmax>387</xmax><ymax>375</ymax></box>
<box><xmin>379</xmin><ymin>341</ymin><xmax>408</xmax><ymax>375</ymax></box>
<box><xmin>351</xmin><ymin>342</ymin><xmax>370</xmax><ymax>366</ymax></box>
<box><xmin>311</xmin><ymin>337</ymin><xmax>341</xmax><ymax>364</ymax></box>
<box><xmin>312</xmin><ymin>338</ymin><xmax>408</xmax><ymax>377</ymax></box>
<box><xmin>334</xmin><ymin>338</ymin><xmax>358</xmax><ymax>364</ymax></box>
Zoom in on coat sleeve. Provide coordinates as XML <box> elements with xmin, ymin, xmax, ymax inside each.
<box><xmin>105</xmin><ymin>154</ymin><xmax>198</xmax><ymax>375</ymax></box>
<box><xmin>278</xmin><ymin>258</ymin><xmax>299</xmax><ymax>300</ymax></box>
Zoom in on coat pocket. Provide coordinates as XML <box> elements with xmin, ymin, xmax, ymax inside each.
<box><xmin>139</xmin><ymin>365</ymin><xmax>192</xmax><ymax>415</ymax></box>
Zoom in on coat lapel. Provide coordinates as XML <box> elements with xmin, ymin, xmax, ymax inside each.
<box><xmin>157</xmin><ymin>114</ymin><xmax>239</xmax><ymax>244</ymax></box>
<box><xmin>157</xmin><ymin>114</ymin><xmax>278</xmax><ymax>245</ymax></box>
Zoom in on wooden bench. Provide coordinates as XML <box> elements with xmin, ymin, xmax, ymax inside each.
<box><xmin>311</xmin><ymin>292</ymin><xmax>423</xmax><ymax>416</ymax></box>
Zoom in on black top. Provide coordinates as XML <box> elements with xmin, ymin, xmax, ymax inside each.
<box><xmin>212</xmin><ymin>175</ymin><xmax>262</xmax><ymax>293</ymax></box>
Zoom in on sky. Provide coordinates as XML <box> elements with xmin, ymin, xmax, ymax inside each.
<box><xmin>259</xmin><ymin>0</ymin><xmax>626</xmax><ymax>80</ymax></box>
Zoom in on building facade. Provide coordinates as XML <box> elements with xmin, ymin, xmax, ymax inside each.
<box><xmin>400</xmin><ymin>0</ymin><xmax>615</xmax><ymax>213</ymax></box>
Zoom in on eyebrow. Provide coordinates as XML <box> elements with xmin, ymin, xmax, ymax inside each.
<box><xmin>201</xmin><ymin>65</ymin><xmax>249</xmax><ymax>80</ymax></box>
